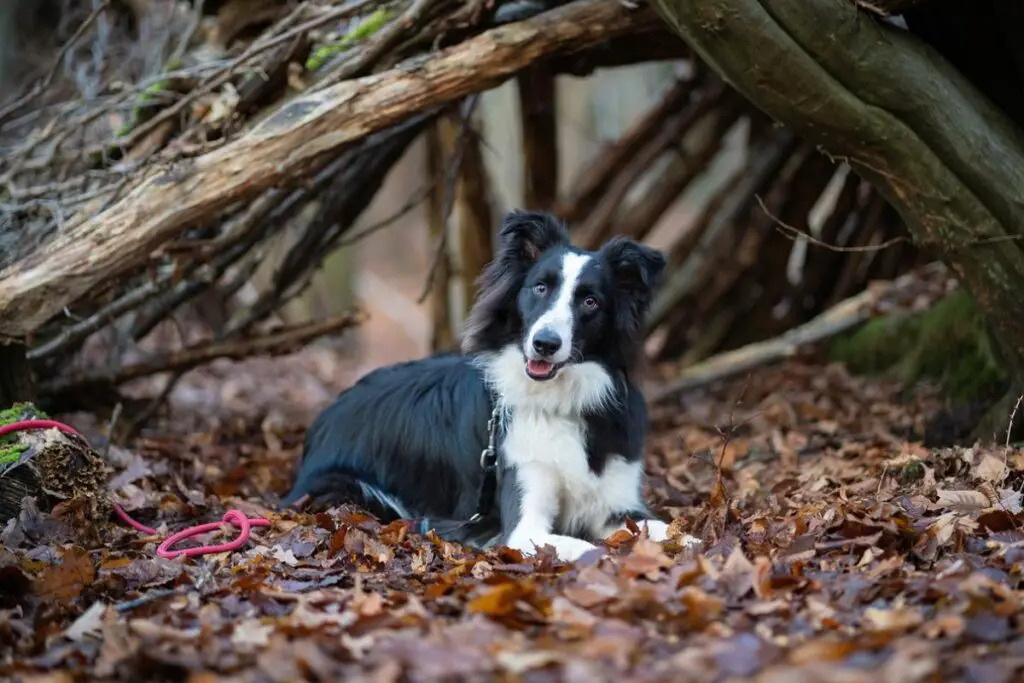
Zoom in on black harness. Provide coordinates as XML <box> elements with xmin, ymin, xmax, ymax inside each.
<box><xmin>467</xmin><ymin>404</ymin><xmax>502</xmax><ymax>525</ymax></box>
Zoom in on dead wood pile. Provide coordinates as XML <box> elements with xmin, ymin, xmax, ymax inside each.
<box><xmin>0</xmin><ymin>0</ymin><xmax>927</xmax><ymax>412</ymax></box>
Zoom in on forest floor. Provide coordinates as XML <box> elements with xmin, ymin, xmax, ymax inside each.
<box><xmin>2</xmin><ymin>351</ymin><xmax>1023</xmax><ymax>683</ymax></box>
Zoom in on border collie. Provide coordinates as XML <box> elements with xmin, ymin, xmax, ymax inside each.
<box><xmin>283</xmin><ymin>210</ymin><xmax>686</xmax><ymax>561</ymax></box>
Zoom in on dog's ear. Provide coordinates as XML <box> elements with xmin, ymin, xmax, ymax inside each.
<box><xmin>460</xmin><ymin>211</ymin><xmax>569</xmax><ymax>354</ymax></box>
<box><xmin>498</xmin><ymin>210</ymin><xmax>570</xmax><ymax>264</ymax></box>
<box><xmin>601</xmin><ymin>236</ymin><xmax>666</xmax><ymax>298</ymax></box>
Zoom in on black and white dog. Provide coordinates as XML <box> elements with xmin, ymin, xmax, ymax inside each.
<box><xmin>283</xmin><ymin>210</ymin><xmax>684</xmax><ymax>561</ymax></box>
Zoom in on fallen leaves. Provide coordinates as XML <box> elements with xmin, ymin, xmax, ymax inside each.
<box><xmin>32</xmin><ymin>546</ymin><xmax>95</xmax><ymax>604</ymax></box>
<box><xmin>2</xmin><ymin>360</ymin><xmax>1024</xmax><ymax>682</ymax></box>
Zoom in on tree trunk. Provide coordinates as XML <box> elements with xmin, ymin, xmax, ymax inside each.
<box><xmin>517</xmin><ymin>62</ymin><xmax>559</xmax><ymax>211</ymax></box>
<box><xmin>649</xmin><ymin>0</ymin><xmax>1024</xmax><ymax>395</ymax></box>
<box><xmin>0</xmin><ymin>340</ymin><xmax>35</xmax><ymax>407</ymax></box>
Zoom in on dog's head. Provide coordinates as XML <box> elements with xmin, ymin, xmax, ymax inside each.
<box><xmin>462</xmin><ymin>210</ymin><xmax>666</xmax><ymax>381</ymax></box>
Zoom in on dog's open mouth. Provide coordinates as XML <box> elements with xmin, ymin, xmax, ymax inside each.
<box><xmin>525</xmin><ymin>359</ymin><xmax>564</xmax><ymax>381</ymax></box>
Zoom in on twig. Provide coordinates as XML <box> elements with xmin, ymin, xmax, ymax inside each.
<box><xmin>1006</xmin><ymin>394</ymin><xmax>1024</xmax><ymax>449</ymax></box>
<box><xmin>576</xmin><ymin>82</ymin><xmax>728</xmax><ymax>249</ymax></box>
<box><xmin>27</xmin><ymin>271</ymin><xmax>173</xmax><ymax>360</ymax></box>
<box><xmin>114</xmin><ymin>588</ymin><xmax>181</xmax><ymax>614</ymax></box>
<box><xmin>558</xmin><ymin>76</ymin><xmax>695</xmax><ymax>222</ymax></box>
<box><xmin>107</xmin><ymin>0</ymin><xmax>376</xmax><ymax>152</ymax></box>
<box><xmin>0</xmin><ymin>1</ymin><xmax>113</xmax><ymax>125</ymax></box>
<box><xmin>124</xmin><ymin>369</ymin><xmax>187</xmax><ymax>439</ymax></box>
<box><xmin>227</xmin><ymin>115</ymin><xmax>432</xmax><ymax>335</ymax></box>
<box><xmin>316</xmin><ymin>0</ymin><xmax>449</xmax><ymax>89</ymax></box>
<box><xmin>102</xmin><ymin>402</ymin><xmax>122</xmax><ymax>460</ymax></box>
<box><xmin>38</xmin><ymin>310</ymin><xmax>368</xmax><ymax>396</ymax></box>
<box><xmin>756</xmin><ymin>195</ymin><xmax>908</xmax><ymax>253</ymax></box>
<box><xmin>169</xmin><ymin>0</ymin><xmax>205</xmax><ymax>67</ymax></box>
<box><xmin>417</xmin><ymin>95</ymin><xmax>480</xmax><ymax>304</ymax></box>
<box><xmin>336</xmin><ymin>184</ymin><xmax>435</xmax><ymax>247</ymax></box>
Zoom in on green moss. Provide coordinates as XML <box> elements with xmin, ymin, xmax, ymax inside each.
<box><xmin>897</xmin><ymin>460</ymin><xmax>926</xmax><ymax>485</ymax></box>
<box><xmin>0</xmin><ymin>403</ymin><xmax>47</xmax><ymax>466</ymax></box>
<box><xmin>305</xmin><ymin>8</ymin><xmax>394</xmax><ymax>72</ymax></box>
<box><xmin>116</xmin><ymin>57</ymin><xmax>183</xmax><ymax>138</ymax></box>
<box><xmin>830</xmin><ymin>288</ymin><xmax>1007</xmax><ymax>402</ymax></box>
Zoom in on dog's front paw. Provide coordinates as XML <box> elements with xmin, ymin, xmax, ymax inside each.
<box><xmin>545</xmin><ymin>535</ymin><xmax>600</xmax><ymax>562</ymax></box>
<box><xmin>508</xmin><ymin>532</ymin><xmax>599</xmax><ymax>562</ymax></box>
<box><xmin>641</xmin><ymin>520</ymin><xmax>671</xmax><ymax>542</ymax></box>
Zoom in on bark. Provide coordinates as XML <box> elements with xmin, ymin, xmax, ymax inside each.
<box><xmin>426</xmin><ymin>118</ymin><xmax>457</xmax><ymax>353</ymax></box>
<box><xmin>0</xmin><ymin>0</ymin><xmax>659</xmax><ymax>339</ymax></box>
<box><xmin>0</xmin><ymin>340</ymin><xmax>35</xmax><ymax>406</ymax></box>
<box><xmin>858</xmin><ymin>0</ymin><xmax>928</xmax><ymax>15</ymax></box>
<box><xmin>649</xmin><ymin>0</ymin><xmax>1024</xmax><ymax>391</ymax></box>
<box><xmin>451</xmin><ymin>116</ymin><xmax>495</xmax><ymax>324</ymax></box>
<box><xmin>517</xmin><ymin>62</ymin><xmax>559</xmax><ymax>211</ymax></box>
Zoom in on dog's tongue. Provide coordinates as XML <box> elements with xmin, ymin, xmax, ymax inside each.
<box><xmin>527</xmin><ymin>359</ymin><xmax>553</xmax><ymax>376</ymax></box>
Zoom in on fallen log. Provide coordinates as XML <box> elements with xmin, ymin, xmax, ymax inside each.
<box><xmin>0</xmin><ymin>0</ymin><xmax>659</xmax><ymax>339</ymax></box>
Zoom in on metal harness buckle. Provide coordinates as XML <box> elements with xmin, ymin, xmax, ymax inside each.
<box><xmin>479</xmin><ymin>406</ymin><xmax>499</xmax><ymax>469</ymax></box>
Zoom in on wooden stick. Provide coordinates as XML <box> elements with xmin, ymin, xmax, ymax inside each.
<box><xmin>37</xmin><ymin>310</ymin><xmax>367</xmax><ymax>396</ymax></box>
<box><xmin>648</xmin><ymin>269</ymin><xmax>927</xmax><ymax>403</ymax></box>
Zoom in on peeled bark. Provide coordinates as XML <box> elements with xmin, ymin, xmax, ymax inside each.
<box><xmin>649</xmin><ymin>0</ymin><xmax>1024</xmax><ymax>391</ymax></box>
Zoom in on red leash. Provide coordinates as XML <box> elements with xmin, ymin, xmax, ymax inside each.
<box><xmin>0</xmin><ymin>419</ymin><xmax>270</xmax><ymax>559</ymax></box>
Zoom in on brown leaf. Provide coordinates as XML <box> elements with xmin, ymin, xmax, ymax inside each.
<box><xmin>975</xmin><ymin>453</ymin><xmax>1008</xmax><ymax>483</ymax></box>
<box><xmin>618</xmin><ymin>538</ymin><xmax>673</xmax><ymax>580</ymax></box>
<box><xmin>751</xmin><ymin>555</ymin><xmax>772</xmax><ymax>599</ymax></box>
<box><xmin>33</xmin><ymin>546</ymin><xmax>95</xmax><ymax>604</ymax></box>
<box><xmin>863</xmin><ymin>605</ymin><xmax>924</xmax><ymax>633</ymax></box>
<box><xmin>466</xmin><ymin>581</ymin><xmax>532</xmax><ymax>617</ymax></box>
<box><xmin>935</xmin><ymin>489</ymin><xmax>990</xmax><ymax>511</ymax></box>
<box><xmin>719</xmin><ymin>547</ymin><xmax>756</xmax><ymax>599</ymax></box>
<box><xmin>787</xmin><ymin>637</ymin><xmax>861</xmax><ymax>665</ymax></box>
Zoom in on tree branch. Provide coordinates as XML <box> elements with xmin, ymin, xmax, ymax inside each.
<box><xmin>0</xmin><ymin>0</ymin><xmax>659</xmax><ymax>339</ymax></box>
<box><xmin>37</xmin><ymin>310</ymin><xmax>368</xmax><ymax>396</ymax></box>
<box><xmin>649</xmin><ymin>0</ymin><xmax>1024</xmax><ymax>387</ymax></box>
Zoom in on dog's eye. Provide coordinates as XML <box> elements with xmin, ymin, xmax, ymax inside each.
<box><xmin>533</xmin><ymin>283</ymin><xmax>547</xmax><ymax>296</ymax></box>
<box><xmin>582</xmin><ymin>296</ymin><xmax>599</xmax><ymax>310</ymax></box>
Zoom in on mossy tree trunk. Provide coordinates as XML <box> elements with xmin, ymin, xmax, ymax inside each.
<box><xmin>650</xmin><ymin>0</ymin><xmax>1024</xmax><ymax>413</ymax></box>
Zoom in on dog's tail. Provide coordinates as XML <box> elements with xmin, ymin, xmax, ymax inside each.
<box><xmin>412</xmin><ymin>515</ymin><xmax>503</xmax><ymax>550</ymax></box>
<box><xmin>281</xmin><ymin>469</ymin><xmax>410</xmax><ymax>522</ymax></box>
<box><xmin>282</xmin><ymin>470</ymin><xmax>503</xmax><ymax>550</ymax></box>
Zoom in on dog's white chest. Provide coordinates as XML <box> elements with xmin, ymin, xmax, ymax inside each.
<box><xmin>502</xmin><ymin>411</ymin><xmax>641</xmax><ymax>534</ymax></box>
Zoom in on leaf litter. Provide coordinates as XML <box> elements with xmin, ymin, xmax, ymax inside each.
<box><xmin>2</xmin><ymin>358</ymin><xmax>1024</xmax><ymax>682</ymax></box>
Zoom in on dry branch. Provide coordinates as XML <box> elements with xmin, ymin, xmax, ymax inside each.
<box><xmin>575</xmin><ymin>81</ymin><xmax>729</xmax><ymax>249</ymax></box>
<box><xmin>648</xmin><ymin>130</ymin><xmax>800</xmax><ymax>331</ymax></box>
<box><xmin>649</xmin><ymin>267</ymin><xmax>928</xmax><ymax>403</ymax></box>
<box><xmin>558</xmin><ymin>76</ymin><xmax>694</xmax><ymax>223</ymax></box>
<box><xmin>518</xmin><ymin>62</ymin><xmax>559</xmax><ymax>210</ymax></box>
<box><xmin>614</xmin><ymin>92</ymin><xmax>746</xmax><ymax>242</ymax></box>
<box><xmin>0</xmin><ymin>0</ymin><xmax>660</xmax><ymax>340</ymax></box>
<box><xmin>37</xmin><ymin>310</ymin><xmax>367</xmax><ymax>396</ymax></box>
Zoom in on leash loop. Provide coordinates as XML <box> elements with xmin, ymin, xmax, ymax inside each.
<box><xmin>0</xmin><ymin>418</ymin><xmax>269</xmax><ymax>559</ymax></box>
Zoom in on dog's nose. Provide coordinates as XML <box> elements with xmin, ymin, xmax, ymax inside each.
<box><xmin>531</xmin><ymin>328</ymin><xmax>562</xmax><ymax>356</ymax></box>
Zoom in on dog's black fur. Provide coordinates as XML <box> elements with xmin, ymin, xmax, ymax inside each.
<box><xmin>283</xmin><ymin>210</ymin><xmax>669</xmax><ymax>555</ymax></box>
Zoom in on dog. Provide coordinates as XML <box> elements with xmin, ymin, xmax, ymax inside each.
<box><xmin>283</xmin><ymin>210</ymin><xmax>679</xmax><ymax>561</ymax></box>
